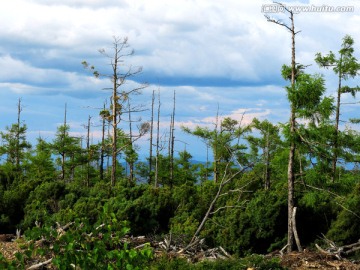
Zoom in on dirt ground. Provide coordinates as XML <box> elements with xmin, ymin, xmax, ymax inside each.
<box><xmin>0</xmin><ymin>239</ymin><xmax>21</xmax><ymax>261</ymax></box>
<box><xmin>1</xmin><ymin>234</ymin><xmax>360</xmax><ymax>269</ymax></box>
<box><xmin>278</xmin><ymin>250</ymin><xmax>360</xmax><ymax>269</ymax></box>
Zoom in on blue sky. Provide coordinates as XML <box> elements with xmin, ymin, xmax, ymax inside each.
<box><xmin>1</xmin><ymin>0</ymin><xmax>359</xmax><ymax>161</ymax></box>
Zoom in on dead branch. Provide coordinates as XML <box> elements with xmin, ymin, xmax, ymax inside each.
<box><xmin>27</xmin><ymin>258</ymin><xmax>52</xmax><ymax>270</ymax></box>
<box><xmin>335</xmin><ymin>201</ymin><xmax>360</xmax><ymax>219</ymax></box>
<box><xmin>219</xmin><ymin>246</ymin><xmax>232</xmax><ymax>259</ymax></box>
<box><xmin>56</xmin><ymin>221</ymin><xmax>75</xmax><ymax>237</ymax></box>
<box><xmin>280</xmin><ymin>244</ymin><xmax>289</xmax><ymax>256</ymax></box>
<box><xmin>291</xmin><ymin>207</ymin><xmax>303</xmax><ymax>252</ymax></box>
<box><xmin>210</xmin><ymin>205</ymin><xmax>245</xmax><ymax>215</ymax></box>
<box><xmin>315</xmin><ymin>236</ymin><xmax>360</xmax><ymax>260</ymax></box>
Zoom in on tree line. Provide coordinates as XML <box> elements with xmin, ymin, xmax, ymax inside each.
<box><xmin>0</xmin><ymin>6</ymin><xmax>360</xmax><ymax>268</ymax></box>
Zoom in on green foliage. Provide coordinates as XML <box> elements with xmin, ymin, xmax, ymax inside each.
<box><xmin>285</xmin><ymin>72</ymin><xmax>327</xmax><ymax>117</ymax></box>
<box><xmin>298</xmin><ymin>189</ymin><xmax>337</xmax><ymax>245</ymax></box>
<box><xmin>103</xmin><ymin>184</ymin><xmax>176</xmax><ymax>235</ymax></box>
<box><xmin>20</xmin><ymin>207</ymin><xmax>153</xmax><ymax>269</ymax></box>
<box><xmin>327</xmin><ymin>183</ymin><xmax>360</xmax><ymax>244</ymax></box>
<box><xmin>315</xmin><ymin>35</ymin><xmax>360</xmax><ymax>79</ymax></box>
<box><xmin>22</xmin><ymin>181</ymin><xmax>67</xmax><ymax>228</ymax></box>
<box><xmin>170</xmin><ymin>184</ymin><xmax>201</xmax><ymax>237</ymax></box>
<box><xmin>24</xmin><ymin>137</ymin><xmax>56</xmax><ymax>182</ymax></box>
<box><xmin>51</xmin><ymin>124</ymin><xmax>83</xmax><ymax>181</ymax></box>
<box><xmin>0</xmin><ymin>252</ymin><xmax>24</xmax><ymax>269</ymax></box>
<box><xmin>0</xmin><ymin>123</ymin><xmax>32</xmax><ymax>167</ymax></box>
<box><xmin>182</xmin><ymin>117</ymin><xmax>250</xmax><ymax>182</ymax></box>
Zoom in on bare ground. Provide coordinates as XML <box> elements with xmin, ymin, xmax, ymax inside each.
<box><xmin>1</xmin><ymin>235</ymin><xmax>360</xmax><ymax>269</ymax></box>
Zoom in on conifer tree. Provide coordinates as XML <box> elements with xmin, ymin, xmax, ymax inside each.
<box><xmin>0</xmin><ymin>98</ymin><xmax>31</xmax><ymax>184</ymax></box>
<box><xmin>26</xmin><ymin>137</ymin><xmax>56</xmax><ymax>182</ymax></box>
<box><xmin>51</xmin><ymin>123</ymin><xmax>82</xmax><ymax>181</ymax></box>
<box><xmin>247</xmin><ymin>118</ymin><xmax>282</xmax><ymax>190</ymax></box>
<box><xmin>315</xmin><ymin>35</ymin><xmax>360</xmax><ymax>182</ymax></box>
<box><xmin>183</xmin><ymin>117</ymin><xmax>249</xmax><ymax>182</ymax></box>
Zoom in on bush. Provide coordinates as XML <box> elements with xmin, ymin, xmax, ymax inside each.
<box><xmin>20</xmin><ymin>206</ymin><xmax>153</xmax><ymax>269</ymax></box>
<box><xmin>327</xmin><ymin>183</ymin><xmax>360</xmax><ymax>244</ymax></box>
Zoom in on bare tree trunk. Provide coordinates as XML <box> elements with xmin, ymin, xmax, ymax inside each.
<box><xmin>61</xmin><ymin>103</ymin><xmax>67</xmax><ymax>181</ymax></box>
<box><xmin>111</xmin><ymin>48</ymin><xmax>119</xmax><ymax>187</ymax></box>
<box><xmin>292</xmin><ymin>207</ymin><xmax>303</xmax><ymax>252</ymax></box>
<box><xmin>169</xmin><ymin>90</ymin><xmax>176</xmax><ymax>188</ymax></box>
<box><xmin>107</xmin><ymin>120</ymin><xmax>111</xmax><ymax>177</ymax></box>
<box><xmin>266</xmin><ymin>5</ymin><xmax>299</xmax><ymax>252</ymax></box>
<box><xmin>155</xmin><ymin>89</ymin><xmax>161</xmax><ymax>188</ymax></box>
<box><xmin>100</xmin><ymin>103</ymin><xmax>106</xmax><ymax>181</ymax></box>
<box><xmin>127</xmin><ymin>99</ymin><xmax>134</xmax><ymax>183</ymax></box>
<box><xmin>264</xmin><ymin>128</ymin><xmax>271</xmax><ymax>190</ymax></box>
<box><xmin>15</xmin><ymin>98</ymin><xmax>22</xmax><ymax>169</ymax></box>
<box><xmin>149</xmin><ymin>90</ymin><xmax>155</xmax><ymax>184</ymax></box>
<box><xmin>213</xmin><ymin>108</ymin><xmax>219</xmax><ymax>183</ymax></box>
<box><xmin>205</xmin><ymin>144</ymin><xmax>209</xmax><ymax>181</ymax></box>
<box><xmin>287</xmin><ymin>10</ymin><xmax>297</xmax><ymax>252</ymax></box>
<box><xmin>86</xmin><ymin>115</ymin><xmax>91</xmax><ymax>187</ymax></box>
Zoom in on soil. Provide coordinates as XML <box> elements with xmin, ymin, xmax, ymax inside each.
<box><xmin>278</xmin><ymin>249</ymin><xmax>360</xmax><ymax>269</ymax></box>
<box><xmin>0</xmin><ymin>239</ymin><xmax>21</xmax><ymax>261</ymax></box>
<box><xmin>1</xmin><ymin>234</ymin><xmax>360</xmax><ymax>269</ymax></box>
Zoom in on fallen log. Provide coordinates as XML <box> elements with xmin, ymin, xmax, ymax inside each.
<box><xmin>27</xmin><ymin>258</ymin><xmax>52</xmax><ymax>270</ymax></box>
<box><xmin>315</xmin><ymin>237</ymin><xmax>360</xmax><ymax>260</ymax></box>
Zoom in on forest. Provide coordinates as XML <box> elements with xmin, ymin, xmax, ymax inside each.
<box><xmin>1</xmin><ymin>6</ymin><xmax>360</xmax><ymax>270</ymax></box>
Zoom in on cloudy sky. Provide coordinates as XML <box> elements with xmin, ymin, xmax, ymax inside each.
<box><xmin>1</xmin><ymin>0</ymin><xmax>359</xmax><ymax>161</ymax></box>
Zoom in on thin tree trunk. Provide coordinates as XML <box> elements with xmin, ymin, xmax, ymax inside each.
<box><xmin>213</xmin><ymin>108</ymin><xmax>219</xmax><ymax>183</ymax></box>
<box><xmin>187</xmin><ymin>165</ymin><xmax>244</xmax><ymax>248</ymax></box>
<box><xmin>149</xmin><ymin>90</ymin><xmax>155</xmax><ymax>184</ymax></box>
<box><xmin>264</xmin><ymin>128</ymin><xmax>271</xmax><ymax>190</ymax></box>
<box><xmin>287</xmin><ymin>10</ymin><xmax>296</xmax><ymax>252</ymax></box>
<box><xmin>155</xmin><ymin>89</ymin><xmax>161</xmax><ymax>188</ymax></box>
<box><xmin>292</xmin><ymin>207</ymin><xmax>303</xmax><ymax>252</ymax></box>
<box><xmin>111</xmin><ymin>49</ymin><xmax>119</xmax><ymax>187</ymax></box>
<box><xmin>107</xmin><ymin>121</ymin><xmax>111</xmax><ymax>177</ymax></box>
<box><xmin>169</xmin><ymin>90</ymin><xmax>176</xmax><ymax>188</ymax></box>
<box><xmin>266</xmin><ymin>8</ymin><xmax>300</xmax><ymax>252</ymax></box>
<box><xmin>61</xmin><ymin>103</ymin><xmax>67</xmax><ymax>181</ymax></box>
<box><xmin>332</xmin><ymin>61</ymin><xmax>342</xmax><ymax>183</ymax></box>
<box><xmin>15</xmin><ymin>98</ymin><xmax>22</xmax><ymax>169</ymax></box>
<box><xmin>127</xmin><ymin>99</ymin><xmax>134</xmax><ymax>183</ymax></box>
<box><xmin>86</xmin><ymin>115</ymin><xmax>91</xmax><ymax>187</ymax></box>
<box><xmin>100</xmin><ymin>103</ymin><xmax>106</xmax><ymax>181</ymax></box>
<box><xmin>206</xmin><ymin>144</ymin><xmax>209</xmax><ymax>181</ymax></box>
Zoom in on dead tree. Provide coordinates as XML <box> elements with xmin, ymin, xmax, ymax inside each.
<box><xmin>99</xmin><ymin>103</ymin><xmax>107</xmax><ymax>181</ymax></box>
<box><xmin>61</xmin><ymin>103</ymin><xmax>67</xmax><ymax>181</ymax></box>
<box><xmin>169</xmin><ymin>90</ymin><xmax>176</xmax><ymax>188</ymax></box>
<box><xmin>83</xmin><ymin>36</ymin><xmax>147</xmax><ymax>187</ymax></box>
<box><xmin>265</xmin><ymin>2</ymin><xmax>302</xmax><ymax>252</ymax></box>
<box><xmin>186</xmin><ymin>159</ymin><xmax>252</xmax><ymax>250</ymax></box>
<box><xmin>15</xmin><ymin>98</ymin><xmax>22</xmax><ymax>168</ymax></box>
<box><xmin>127</xmin><ymin>98</ymin><xmax>134</xmax><ymax>182</ymax></box>
<box><xmin>155</xmin><ymin>89</ymin><xmax>161</xmax><ymax>188</ymax></box>
<box><xmin>86</xmin><ymin>115</ymin><xmax>91</xmax><ymax>186</ymax></box>
<box><xmin>148</xmin><ymin>90</ymin><xmax>155</xmax><ymax>184</ymax></box>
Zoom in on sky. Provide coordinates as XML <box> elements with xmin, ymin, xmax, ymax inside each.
<box><xmin>1</xmin><ymin>0</ymin><xmax>360</xmax><ymax>161</ymax></box>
